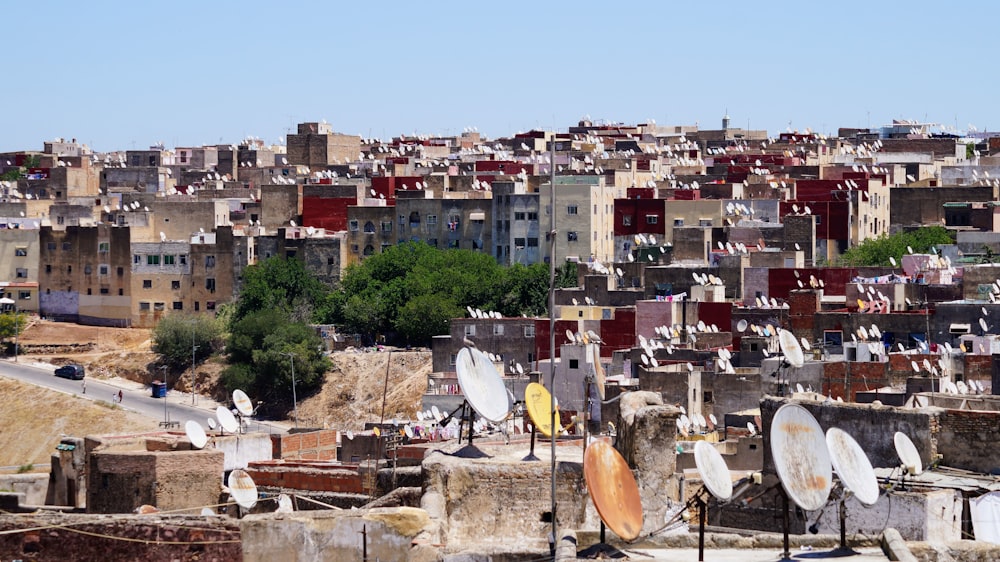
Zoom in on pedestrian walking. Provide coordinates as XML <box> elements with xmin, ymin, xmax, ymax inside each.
<box><xmin>118</xmin><ymin>390</ymin><xmax>123</xmax><ymax>404</ymax></box>
<box><xmin>82</xmin><ymin>380</ymin><xmax>86</xmax><ymax>394</ymax></box>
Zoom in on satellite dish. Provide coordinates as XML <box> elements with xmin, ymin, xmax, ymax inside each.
<box><xmin>694</xmin><ymin>441</ymin><xmax>733</xmax><ymax>501</ymax></box>
<box><xmin>233</xmin><ymin>389</ymin><xmax>253</xmax><ymax>417</ymax></box>
<box><xmin>227</xmin><ymin>469</ymin><xmax>259</xmax><ymax>510</ymax></box>
<box><xmin>431</xmin><ymin>405</ymin><xmax>441</xmax><ymax>420</ymax></box>
<box><xmin>737</xmin><ymin>319</ymin><xmax>748</xmax><ymax>332</ymax></box>
<box><xmin>889</xmin><ymin>256</ymin><xmax>897</xmax><ymax>267</ymax></box>
<box><xmin>911</xmin><ymin>360</ymin><xmax>920</xmax><ymax>373</ymax></box>
<box><xmin>893</xmin><ymin>432</ymin><xmax>923</xmax><ymax>475</ymax></box>
<box><xmin>746</xmin><ymin>421</ymin><xmax>757</xmax><ymax>436</ymax></box>
<box><xmin>709</xmin><ymin>414</ymin><xmax>718</xmax><ymax>426</ymax></box>
<box><xmin>584</xmin><ymin>440</ymin><xmax>643</xmax><ymax>541</ymax></box>
<box><xmin>640</xmin><ymin>354</ymin><xmax>649</xmax><ymax>366</ymax></box>
<box><xmin>779</xmin><ymin>329</ymin><xmax>805</xmax><ymax>368</ymax></box>
<box><xmin>185</xmin><ymin>421</ymin><xmax>208</xmax><ymax>449</ymax></box>
<box><xmin>795</xmin><ymin>383</ymin><xmax>805</xmax><ymax>394</ymax></box>
<box><xmin>770</xmin><ymin>404</ymin><xmax>833</xmax><ymax>511</ymax></box>
<box><xmin>455</xmin><ymin>347</ymin><xmax>510</xmax><ymax>423</ymax></box>
<box><xmin>200</xmin><ymin>507</ymin><xmax>216</xmax><ymax>516</ymax></box>
<box><xmin>566</xmin><ymin>329</ymin><xmax>576</xmax><ymax>343</ymax></box>
<box><xmin>417</xmin><ymin>410</ymin><xmax>425</xmax><ymax>421</ymax></box>
<box><xmin>826</xmin><ymin>427</ymin><xmax>879</xmax><ymax>506</ymax></box>
<box><xmin>525</xmin><ymin>382</ymin><xmax>561</xmax><ymax>437</ymax></box>
<box><xmin>346</xmin><ymin>430</ymin><xmax>354</xmax><ymax>440</ymax></box>
<box><xmin>980</xmin><ymin>317</ymin><xmax>989</xmax><ymax>332</ymax></box>
<box><xmin>276</xmin><ymin>494</ymin><xmax>294</xmax><ymax>513</ymax></box>
<box><xmin>404</xmin><ymin>424</ymin><xmax>414</xmax><ymax>439</ymax></box>
<box><xmin>216</xmin><ymin>406</ymin><xmax>238</xmax><ymax>433</ymax></box>
<box><xmin>207</xmin><ymin>417</ymin><xmax>217</xmax><ymax>430</ymax></box>
<box><xmin>516</xmin><ymin>363</ymin><xmax>524</xmax><ymax>375</ymax></box>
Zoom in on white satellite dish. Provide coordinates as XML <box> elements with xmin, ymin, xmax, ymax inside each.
<box><xmin>276</xmin><ymin>493</ymin><xmax>294</xmax><ymax>513</ymax></box>
<box><xmin>893</xmin><ymin>432</ymin><xmax>923</xmax><ymax>475</ymax></box>
<box><xmin>709</xmin><ymin>414</ymin><xmax>718</xmax><ymax>426</ymax></box>
<box><xmin>455</xmin><ymin>347</ymin><xmax>510</xmax><ymax>423</ymax></box>
<box><xmin>956</xmin><ymin>380</ymin><xmax>969</xmax><ymax>395</ymax></box>
<box><xmin>771</xmin><ymin>404</ymin><xmax>833</xmax><ymax>511</ymax></box>
<box><xmin>516</xmin><ymin>363</ymin><xmax>524</xmax><ymax>375</ymax></box>
<box><xmin>746</xmin><ymin>421</ymin><xmax>757</xmax><ymax>436</ymax></box>
<box><xmin>779</xmin><ymin>329</ymin><xmax>805</xmax><ymax>368</ymax></box>
<box><xmin>911</xmin><ymin>360</ymin><xmax>920</xmax><ymax>373</ymax></box>
<box><xmin>417</xmin><ymin>411</ymin><xmax>425</xmax><ymax>421</ymax></box>
<box><xmin>404</xmin><ymin>424</ymin><xmax>414</xmax><ymax>439</ymax></box>
<box><xmin>200</xmin><ymin>507</ymin><xmax>216</xmax><ymax>516</ymax></box>
<box><xmin>980</xmin><ymin>317</ymin><xmax>989</xmax><ymax>332</ymax></box>
<box><xmin>566</xmin><ymin>329</ymin><xmax>576</xmax><ymax>343</ymax></box>
<box><xmin>207</xmin><ymin>417</ymin><xmax>217</xmax><ymax>430</ymax></box>
<box><xmin>216</xmin><ymin>406</ymin><xmax>238</xmax><ymax>433</ymax></box>
<box><xmin>694</xmin><ymin>441</ymin><xmax>733</xmax><ymax>500</ymax></box>
<box><xmin>826</xmin><ymin>427</ymin><xmax>879</xmax><ymax>506</ymax></box>
<box><xmin>641</xmin><ymin>354</ymin><xmax>649</xmax><ymax>366</ymax></box>
<box><xmin>185</xmin><ymin>421</ymin><xmax>208</xmax><ymax>449</ymax></box>
<box><xmin>346</xmin><ymin>430</ymin><xmax>354</xmax><ymax>440</ymax></box>
<box><xmin>233</xmin><ymin>389</ymin><xmax>253</xmax><ymax>417</ymax></box>
<box><xmin>431</xmin><ymin>405</ymin><xmax>441</xmax><ymax>420</ymax></box>
<box><xmin>796</xmin><ymin>383</ymin><xmax>805</xmax><ymax>394</ymax></box>
<box><xmin>228</xmin><ymin>469</ymin><xmax>258</xmax><ymax>510</ymax></box>
<box><xmin>737</xmin><ymin>319</ymin><xmax>748</xmax><ymax>332</ymax></box>
<box><xmin>889</xmin><ymin>256</ymin><xmax>897</xmax><ymax>267</ymax></box>
<box><xmin>800</xmin><ymin>337</ymin><xmax>811</xmax><ymax>351</ymax></box>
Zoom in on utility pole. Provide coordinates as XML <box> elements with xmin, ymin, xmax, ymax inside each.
<box><xmin>283</xmin><ymin>352</ymin><xmax>299</xmax><ymax>429</ymax></box>
<box><xmin>191</xmin><ymin>323</ymin><xmax>198</xmax><ymax>406</ymax></box>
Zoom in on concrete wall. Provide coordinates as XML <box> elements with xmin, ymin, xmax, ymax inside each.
<box><xmin>0</xmin><ymin>473</ymin><xmax>48</xmax><ymax>506</ymax></box>
<box><xmin>814</xmin><ymin>489</ymin><xmax>962</xmax><ymax>543</ymax></box>
<box><xmin>212</xmin><ymin>433</ymin><xmax>273</xmax><ymax>472</ymax></box>
<box><xmin>241</xmin><ymin>507</ymin><xmax>430</xmax><ymax>562</ymax></box>
<box><xmin>87</xmin><ymin>449</ymin><xmax>223</xmax><ymax>514</ymax></box>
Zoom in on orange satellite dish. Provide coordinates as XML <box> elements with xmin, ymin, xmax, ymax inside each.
<box><xmin>584</xmin><ymin>440</ymin><xmax>643</xmax><ymax>541</ymax></box>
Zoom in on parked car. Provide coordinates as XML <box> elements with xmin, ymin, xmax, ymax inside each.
<box><xmin>54</xmin><ymin>365</ymin><xmax>86</xmax><ymax>380</ymax></box>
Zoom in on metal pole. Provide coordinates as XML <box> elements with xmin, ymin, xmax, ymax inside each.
<box><xmin>698</xmin><ymin>498</ymin><xmax>706</xmax><ymax>562</ymax></box>
<box><xmin>13</xmin><ymin>303</ymin><xmax>17</xmax><ymax>363</ymax></box>
<box><xmin>548</xmin><ymin>133</ymin><xmax>558</xmax><ymax>550</ymax></box>
<box><xmin>160</xmin><ymin>365</ymin><xmax>169</xmax><ymax>424</ymax></box>
<box><xmin>283</xmin><ymin>352</ymin><xmax>299</xmax><ymax>429</ymax></box>
<box><xmin>191</xmin><ymin>322</ymin><xmax>198</xmax><ymax>406</ymax></box>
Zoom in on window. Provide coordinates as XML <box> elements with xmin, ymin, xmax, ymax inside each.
<box><xmin>86</xmin><ymin>288</ymin><xmax>92</xmax><ymax>295</ymax></box>
<box><xmin>139</xmin><ymin>302</ymin><xmax>150</xmax><ymax>311</ymax></box>
<box><xmin>349</xmin><ymin>220</ymin><xmax>359</xmax><ymax>232</ymax></box>
<box><xmin>567</xmin><ymin>231</ymin><xmax>578</xmax><ymax>242</ymax></box>
<box><xmin>99</xmin><ymin>265</ymin><xmax>108</xmax><ymax>275</ymax></box>
<box><xmin>173</xmin><ymin>301</ymin><xmax>183</xmax><ymax>310</ymax></box>
<box><xmin>699</xmin><ymin>219</ymin><xmax>712</xmax><ymax>227</ymax></box>
<box><xmin>527</xmin><ymin>237</ymin><xmax>538</xmax><ymax>247</ymax></box>
<box><xmin>673</xmin><ymin>218</ymin><xmax>684</xmax><ymax>227</ymax></box>
<box><xmin>98</xmin><ymin>242</ymin><xmax>109</xmax><ymax>253</ymax></box>
<box><xmin>100</xmin><ymin>287</ymin><xmax>109</xmax><ymax>295</ymax></box>
<box><xmin>569</xmin><ymin>359</ymin><xmax>579</xmax><ymax>369</ymax></box>
<box><xmin>62</xmin><ymin>242</ymin><xmax>71</xmax><ymax>251</ymax></box>
<box><xmin>171</xmin><ymin>280</ymin><xmax>180</xmax><ymax>290</ymax></box>
<box><xmin>133</xmin><ymin>255</ymin><xmax>141</xmax><ymax>264</ymax></box>
<box><xmin>194</xmin><ymin>302</ymin><xmax>200</xmax><ymax>311</ymax></box>
<box><xmin>147</xmin><ymin>255</ymin><xmax>160</xmax><ymax>265</ymax></box>
<box><xmin>67</xmin><ymin>265</ymin><xmax>72</xmax><ymax>274</ymax></box>
<box><xmin>351</xmin><ymin>244</ymin><xmax>359</xmax><ymax>253</ymax></box>
<box><xmin>57</xmin><ymin>216</ymin><xmax>64</xmax><ymax>225</ymax></box>
<box><xmin>206</xmin><ymin>278</ymin><xmax>216</xmax><ymax>293</ymax></box>
<box><xmin>206</xmin><ymin>301</ymin><xmax>216</xmax><ymax>311</ymax></box>
<box><xmin>464</xmin><ymin>325</ymin><xmax>476</xmax><ymax>337</ymax></box>
<box><xmin>622</xmin><ymin>215</ymin><xmax>632</xmax><ymax>226</ymax></box>
<box><xmin>381</xmin><ymin>221</ymin><xmax>392</xmax><ymax>233</ymax></box>
<box><xmin>45</xmin><ymin>264</ymin><xmax>51</xmax><ymax>273</ymax></box>
<box><xmin>528</xmin><ymin>212</ymin><xmax>538</xmax><ymax>221</ymax></box>
<box><xmin>567</xmin><ymin>205</ymin><xmax>578</xmax><ymax>215</ymax></box>
<box><xmin>119</xmin><ymin>288</ymin><xmax>123</xmax><ymax>296</ymax></box>
<box><xmin>18</xmin><ymin>291</ymin><xmax>30</xmax><ymax>300</ymax></box>
<box><xmin>646</xmin><ymin>215</ymin><xmax>658</xmax><ymax>225</ymax></box>
<box><xmin>205</xmin><ymin>255</ymin><xmax>215</xmax><ymax>267</ymax></box>
<box><xmin>142</xmin><ymin>279</ymin><xmax>152</xmax><ymax>289</ymax></box>
<box><xmin>514</xmin><ymin>212</ymin><xmax>526</xmax><ymax>221</ymax></box>
<box><xmin>494</xmin><ymin>324</ymin><xmax>504</xmax><ymax>336</ymax></box>
<box><xmin>515</xmin><ymin>237</ymin><xmax>526</xmax><ymax>248</ymax></box>
<box><xmin>85</xmin><ymin>264</ymin><xmax>93</xmax><ymax>275</ymax></box>
<box><xmin>117</xmin><ymin>267</ymin><xmax>124</xmax><ymax>276</ymax></box>
<box><xmin>153</xmin><ymin>302</ymin><xmax>165</xmax><ymax>311</ymax></box>
<box><xmin>449</xmin><ymin>354</ymin><xmax>457</xmax><ymax>366</ymax></box>
<box><xmin>364</xmin><ymin>221</ymin><xmax>376</xmax><ymax>233</ymax></box>
<box><xmin>179</xmin><ymin>255</ymin><xmax>187</xmax><ymax>265</ymax></box>
<box><xmin>163</xmin><ymin>255</ymin><xmax>175</xmax><ymax>265</ymax></box>
<box><xmin>14</xmin><ymin>247</ymin><xmax>26</xmax><ymax>257</ymax></box>
<box><xmin>524</xmin><ymin>325</ymin><xmax>535</xmax><ymax>337</ymax></box>
<box><xmin>47</xmin><ymin>242</ymin><xmax>56</xmax><ymax>250</ymax></box>
<box><xmin>15</xmin><ymin>268</ymin><xmax>27</xmax><ymax>278</ymax></box>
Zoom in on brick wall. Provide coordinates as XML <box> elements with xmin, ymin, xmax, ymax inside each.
<box><xmin>270</xmin><ymin>429</ymin><xmax>340</xmax><ymax>460</ymax></box>
<box><xmin>246</xmin><ymin>461</ymin><xmax>362</xmax><ymax>494</ymax></box>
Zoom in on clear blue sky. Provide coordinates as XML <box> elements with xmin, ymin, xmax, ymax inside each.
<box><xmin>1</xmin><ymin>1</ymin><xmax>994</xmax><ymax>153</ymax></box>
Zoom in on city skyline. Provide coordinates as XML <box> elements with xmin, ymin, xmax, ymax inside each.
<box><xmin>1</xmin><ymin>1</ymin><xmax>996</xmax><ymax>152</ymax></box>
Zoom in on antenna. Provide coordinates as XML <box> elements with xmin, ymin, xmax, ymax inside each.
<box><xmin>227</xmin><ymin>469</ymin><xmax>259</xmax><ymax>510</ymax></box>
<box><xmin>216</xmin><ymin>405</ymin><xmax>238</xmax><ymax>434</ymax></box>
<box><xmin>185</xmin><ymin>420</ymin><xmax>208</xmax><ymax>449</ymax></box>
<box><xmin>583</xmin><ymin>440</ymin><xmax>643</xmax><ymax>541</ymax></box>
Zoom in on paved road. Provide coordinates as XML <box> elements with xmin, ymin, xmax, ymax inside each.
<box><xmin>0</xmin><ymin>359</ymin><xmax>288</xmax><ymax>435</ymax></box>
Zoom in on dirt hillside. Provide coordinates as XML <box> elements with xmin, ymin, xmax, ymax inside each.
<box><xmin>0</xmin><ymin>378</ymin><xmax>154</xmax><ymax>469</ymax></box>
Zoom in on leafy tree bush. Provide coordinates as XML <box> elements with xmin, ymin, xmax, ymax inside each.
<box><xmin>232</xmin><ymin>256</ymin><xmax>330</xmax><ymax>324</ymax></box>
<box><xmin>220</xmin><ymin>309</ymin><xmax>330</xmax><ymax>416</ymax></box>
<box><xmin>836</xmin><ymin>226</ymin><xmax>954</xmax><ymax>266</ymax></box>
<box><xmin>151</xmin><ymin>314</ymin><xmax>224</xmax><ymax>370</ymax></box>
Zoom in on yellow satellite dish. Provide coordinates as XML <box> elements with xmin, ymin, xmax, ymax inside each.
<box><xmin>525</xmin><ymin>382</ymin><xmax>561</xmax><ymax>437</ymax></box>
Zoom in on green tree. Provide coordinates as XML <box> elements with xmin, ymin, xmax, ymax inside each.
<box><xmin>837</xmin><ymin>226</ymin><xmax>954</xmax><ymax>266</ymax></box>
<box><xmin>151</xmin><ymin>314</ymin><xmax>224</xmax><ymax>370</ymax></box>
<box><xmin>395</xmin><ymin>293</ymin><xmax>464</xmax><ymax>344</ymax></box>
<box><xmin>232</xmin><ymin>256</ymin><xmax>330</xmax><ymax>324</ymax></box>
<box><xmin>220</xmin><ymin>309</ymin><xmax>330</xmax><ymax>416</ymax></box>
<box><xmin>0</xmin><ymin>312</ymin><xmax>26</xmax><ymax>353</ymax></box>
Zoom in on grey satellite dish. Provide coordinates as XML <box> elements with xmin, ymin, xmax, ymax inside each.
<box><xmin>826</xmin><ymin>428</ymin><xmax>879</xmax><ymax>506</ymax></box>
<box><xmin>228</xmin><ymin>469</ymin><xmax>258</xmax><ymax>510</ymax></box>
<box><xmin>455</xmin><ymin>347</ymin><xmax>510</xmax><ymax>423</ymax></box>
<box><xmin>233</xmin><ymin>389</ymin><xmax>254</xmax><ymax>417</ymax></box>
<box><xmin>737</xmin><ymin>319</ymin><xmax>748</xmax><ymax>332</ymax></box>
<box><xmin>207</xmin><ymin>417</ymin><xmax>217</xmax><ymax>430</ymax></box>
<box><xmin>216</xmin><ymin>406</ymin><xmax>238</xmax><ymax>433</ymax></box>
<box><xmin>694</xmin><ymin>441</ymin><xmax>733</xmax><ymax>501</ymax></box>
<box><xmin>185</xmin><ymin>420</ymin><xmax>208</xmax><ymax>449</ymax></box>
<box><xmin>894</xmin><ymin>432</ymin><xmax>923</xmax><ymax>475</ymax></box>
<box><xmin>779</xmin><ymin>329</ymin><xmax>805</xmax><ymax>368</ymax></box>
<box><xmin>771</xmin><ymin>404</ymin><xmax>833</xmax><ymax>511</ymax></box>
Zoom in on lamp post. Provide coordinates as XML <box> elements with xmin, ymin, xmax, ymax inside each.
<box><xmin>191</xmin><ymin>323</ymin><xmax>198</xmax><ymax>406</ymax></box>
<box><xmin>159</xmin><ymin>364</ymin><xmax>169</xmax><ymax>424</ymax></box>
<box><xmin>0</xmin><ymin>297</ymin><xmax>16</xmax><ymax>362</ymax></box>
<box><xmin>282</xmin><ymin>352</ymin><xmax>299</xmax><ymax>429</ymax></box>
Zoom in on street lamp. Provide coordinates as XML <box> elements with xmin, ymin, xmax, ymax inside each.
<box><xmin>0</xmin><ymin>297</ymin><xmax>16</xmax><ymax>363</ymax></box>
<box><xmin>191</xmin><ymin>322</ymin><xmax>198</xmax><ymax>406</ymax></box>
<box><xmin>282</xmin><ymin>352</ymin><xmax>299</xmax><ymax>429</ymax></box>
<box><xmin>159</xmin><ymin>364</ymin><xmax>169</xmax><ymax>424</ymax></box>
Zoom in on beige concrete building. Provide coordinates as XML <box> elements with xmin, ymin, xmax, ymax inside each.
<box><xmin>287</xmin><ymin>122</ymin><xmax>361</xmax><ymax>168</ymax></box>
<box><xmin>539</xmin><ymin>177</ymin><xmax>615</xmax><ymax>265</ymax></box>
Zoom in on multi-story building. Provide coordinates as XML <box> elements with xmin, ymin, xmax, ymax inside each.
<box><xmin>491</xmin><ymin>180</ymin><xmax>541</xmax><ymax>265</ymax></box>
<box><xmin>539</xmin><ymin>177</ymin><xmax>615</xmax><ymax>265</ymax></box>
<box><xmin>287</xmin><ymin>122</ymin><xmax>361</xmax><ymax>168</ymax></box>
<box><xmin>395</xmin><ymin>191</ymin><xmax>492</xmax><ymax>255</ymax></box>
